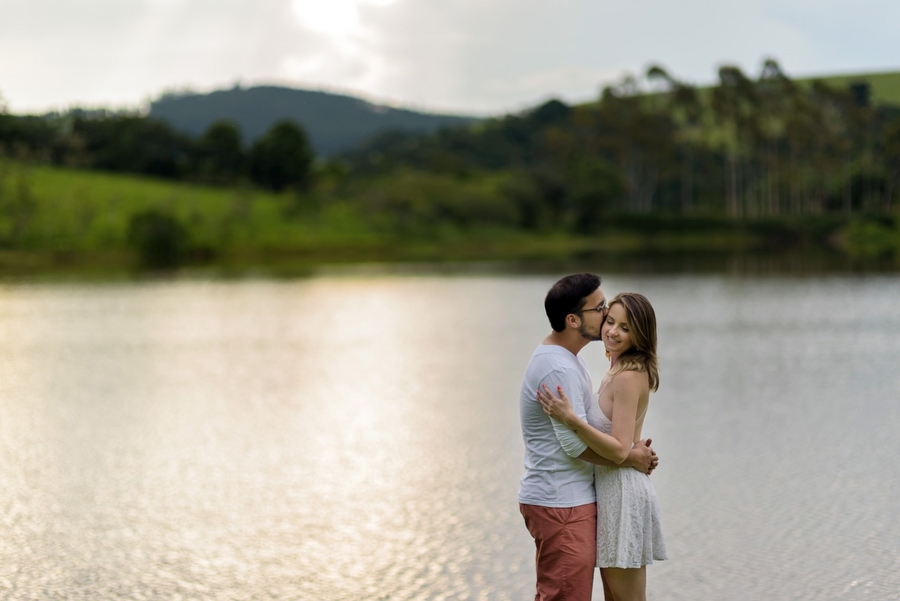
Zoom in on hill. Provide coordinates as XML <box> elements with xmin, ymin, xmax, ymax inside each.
<box><xmin>685</xmin><ymin>69</ymin><xmax>900</xmax><ymax>106</ymax></box>
<box><xmin>810</xmin><ymin>69</ymin><xmax>900</xmax><ymax>106</ymax></box>
<box><xmin>148</xmin><ymin>85</ymin><xmax>479</xmax><ymax>156</ymax></box>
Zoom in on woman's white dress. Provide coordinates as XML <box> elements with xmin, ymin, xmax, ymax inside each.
<box><xmin>588</xmin><ymin>394</ymin><xmax>668</xmax><ymax>568</ymax></box>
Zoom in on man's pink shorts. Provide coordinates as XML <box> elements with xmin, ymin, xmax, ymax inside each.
<box><xmin>520</xmin><ymin>502</ymin><xmax>596</xmax><ymax>601</ymax></box>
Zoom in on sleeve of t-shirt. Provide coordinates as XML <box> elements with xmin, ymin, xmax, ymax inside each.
<box><xmin>540</xmin><ymin>368</ymin><xmax>588</xmax><ymax>458</ymax></box>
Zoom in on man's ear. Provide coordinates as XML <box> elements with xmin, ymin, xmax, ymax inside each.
<box><xmin>565</xmin><ymin>313</ymin><xmax>580</xmax><ymax>329</ymax></box>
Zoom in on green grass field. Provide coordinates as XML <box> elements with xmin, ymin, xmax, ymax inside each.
<box><xmin>0</xmin><ymin>161</ymin><xmax>385</xmax><ymax>254</ymax></box>
<box><xmin>0</xmin><ymin>158</ymin><xmax>896</xmax><ymax>276</ymax></box>
<box><xmin>810</xmin><ymin>69</ymin><xmax>900</xmax><ymax>106</ymax></box>
<box><xmin>578</xmin><ymin>68</ymin><xmax>900</xmax><ymax>123</ymax></box>
<box><xmin>0</xmin><ymin>161</ymin><xmax>625</xmax><ymax>272</ymax></box>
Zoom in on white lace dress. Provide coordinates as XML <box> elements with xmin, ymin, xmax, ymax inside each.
<box><xmin>588</xmin><ymin>394</ymin><xmax>668</xmax><ymax>568</ymax></box>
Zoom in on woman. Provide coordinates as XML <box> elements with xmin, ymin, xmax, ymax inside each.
<box><xmin>538</xmin><ymin>292</ymin><xmax>666</xmax><ymax>601</ymax></box>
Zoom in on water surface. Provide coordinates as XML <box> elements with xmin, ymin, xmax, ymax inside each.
<box><xmin>0</xmin><ymin>273</ymin><xmax>898</xmax><ymax>599</ymax></box>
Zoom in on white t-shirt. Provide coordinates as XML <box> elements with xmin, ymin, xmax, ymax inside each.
<box><xmin>518</xmin><ymin>344</ymin><xmax>595</xmax><ymax>508</ymax></box>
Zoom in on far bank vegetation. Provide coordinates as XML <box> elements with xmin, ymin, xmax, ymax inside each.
<box><xmin>1</xmin><ymin>59</ymin><xmax>899</xmax><ymax>269</ymax></box>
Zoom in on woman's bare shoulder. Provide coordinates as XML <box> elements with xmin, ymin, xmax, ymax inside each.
<box><xmin>612</xmin><ymin>369</ymin><xmax>650</xmax><ymax>392</ymax></box>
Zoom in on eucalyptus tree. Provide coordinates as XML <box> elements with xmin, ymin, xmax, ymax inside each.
<box><xmin>666</xmin><ymin>79</ymin><xmax>704</xmax><ymax>213</ymax></box>
<box><xmin>782</xmin><ymin>92</ymin><xmax>823</xmax><ymax>214</ymax></box>
<box><xmin>593</xmin><ymin>83</ymin><xmax>642</xmax><ymax>211</ymax></box>
<box><xmin>711</xmin><ymin>65</ymin><xmax>762</xmax><ymax>217</ymax></box>
<box><xmin>755</xmin><ymin>58</ymin><xmax>798</xmax><ymax>216</ymax></box>
<box><xmin>848</xmin><ymin>83</ymin><xmax>879</xmax><ymax>211</ymax></box>
<box><xmin>644</xmin><ymin>64</ymin><xmax>697</xmax><ymax>212</ymax></box>
<box><xmin>810</xmin><ymin>81</ymin><xmax>865</xmax><ymax>214</ymax></box>
<box><xmin>593</xmin><ymin>76</ymin><xmax>676</xmax><ymax>213</ymax></box>
<box><xmin>880</xmin><ymin>119</ymin><xmax>900</xmax><ymax>212</ymax></box>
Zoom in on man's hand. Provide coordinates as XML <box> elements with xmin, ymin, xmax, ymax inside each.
<box><xmin>622</xmin><ymin>438</ymin><xmax>658</xmax><ymax>475</ymax></box>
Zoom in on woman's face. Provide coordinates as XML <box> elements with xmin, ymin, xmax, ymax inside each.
<box><xmin>602</xmin><ymin>303</ymin><xmax>633</xmax><ymax>354</ymax></box>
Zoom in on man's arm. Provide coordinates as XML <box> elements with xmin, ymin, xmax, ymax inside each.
<box><xmin>540</xmin><ymin>368</ymin><xmax>659</xmax><ymax>474</ymax></box>
<box><xmin>538</xmin><ymin>383</ymin><xmax>659</xmax><ymax>473</ymax></box>
<box><xmin>543</xmin><ymin>371</ymin><xmax>589</xmax><ymax>459</ymax></box>
<box><xmin>579</xmin><ymin>439</ymin><xmax>658</xmax><ymax>474</ymax></box>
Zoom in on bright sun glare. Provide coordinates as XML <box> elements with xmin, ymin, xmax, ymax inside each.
<box><xmin>290</xmin><ymin>0</ymin><xmax>394</xmax><ymax>36</ymax></box>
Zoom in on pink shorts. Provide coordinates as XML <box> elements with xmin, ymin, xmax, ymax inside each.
<box><xmin>520</xmin><ymin>502</ymin><xmax>596</xmax><ymax>601</ymax></box>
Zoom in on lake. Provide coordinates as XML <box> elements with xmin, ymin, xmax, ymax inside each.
<box><xmin>1</xmin><ymin>270</ymin><xmax>898</xmax><ymax>600</ymax></box>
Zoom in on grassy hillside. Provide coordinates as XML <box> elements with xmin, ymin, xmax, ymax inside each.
<box><xmin>0</xmin><ymin>161</ymin><xmax>570</xmax><ymax>272</ymax></box>
<box><xmin>2</xmin><ymin>161</ymin><xmax>897</xmax><ymax>276</ymax></box>
<box><xmin>148</xmin><ymin>86</ymin><xmax>479</xmax><ymax>156</ymax></box>
<box><xmin>810</xmin><ymin>69</ymin><xmax>900</xmax><ymax>106</ymax></box>
<box><xmin>576</xmin><ymin>68</ymin><xmax>900</xmax><ymax>120</ymax></box>
<box><xmin>687</xmin><ymin>69</ymin><xmax>900</xmax><ymax>106</ymax></box>
<box><xmin>0</xmin><ymin>161</ymin><xmax>384</xmax><ymax>257</ymax></box>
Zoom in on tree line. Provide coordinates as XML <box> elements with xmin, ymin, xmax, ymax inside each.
<box><xmin>344</xmin><ymin>59</ymin><xmax>900</xmax><ymax>226</ymax></box>
<box><xmin>2</xmin><ymin>58</ymin><xmax>900</xmax><ymax>241</ymax></box>
<box><xmin>0</xmin><ymin>110</ymin><xmax>314</xmax><ymax>192</ymax></box>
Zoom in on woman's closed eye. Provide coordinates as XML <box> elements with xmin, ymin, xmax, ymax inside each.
<box><xmin>606</xmin><ymin>316</ymin><xmax>629</xmax><ymax>331</ymax></box>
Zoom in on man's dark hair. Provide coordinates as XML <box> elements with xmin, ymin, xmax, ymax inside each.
<box><xmin>544</xmin><ymin>273</ymin><xmax>602</xmax><ymax>332</ymax></box>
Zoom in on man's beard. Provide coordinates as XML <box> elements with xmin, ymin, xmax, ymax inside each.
<box><xmin>578</xmin><ymin>323</ymin><xmax>602</xmax><ymax>342</ymax></box>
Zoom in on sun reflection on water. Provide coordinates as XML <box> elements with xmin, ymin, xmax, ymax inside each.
<box><xmin>2</xmin><ymin>275</ymin><xmax>899</xmax><ymax>599</ymax></box>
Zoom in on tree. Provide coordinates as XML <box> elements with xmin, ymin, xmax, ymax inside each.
<box><xmin>0</xmin><ymin>114</ymin><xmax>58</xmax><ymax>159</ymax></box>
<box><xmin>569</xmin><ymin>158</ymin><xmax>624</xmax><ymax>233</ymax></box>
<box><xmin>71</xmin><ymin>115</ymin><xmax>194</xmax><ymax>178</ymax></box>
<box><xmin>882</xmin><ymin>119</ymin><xmax>900</xmax><ymax>211</ymax></box>
<box><xmin>593</xmin><ymin>77</ymin><xmax>675</xmax><ymax>213</ymax></box>
<box><xmin>810</xmin><ymin>81</ymin><xmax>866</xmax><ymax>214</ymax></box>
<box><xmin>756</xmin><ymin>58</ymin><xmax>798</xmax><ymax>216</ymax></box>
<box><xmin>669</xmin><ymin>82</ymin><xmax>703</xmax><ymax>212</ymax></box>
<box><xmin>197</xmin><ymin>120</ymin><xmax>245</xmax><ymax>183</ymax></box>
<box><xmin>528</xmin><ymin>99</ymin><xmax>571</xmax><ymax>128</ymax></box>
<box><xmin>249</xmin><ymin>120</ymin><xmax>314</xmax><ymax>191</ymax></box>
<box><xmin>646</xmin><ymin>64</ymin><xmax>673</xmax><ymax>90</ymax></box>
<box><xmin>128</xmin><ymin>209</ymin><xmax>189</xmax><ymax>269</ymax></box>
<box><xmin>711</xmin><ymin>65</ymin><xmax>760</xmax><ymax>217</ymax></box>
<box><xmin>782</xmin><ymin>92</ymin><xmax>823</xmax><ymax>214</ymax></box>
<box><xmin>645</xmin><ymin>65</ymin><xmax>704</xmax><ymax>213</ymax></box>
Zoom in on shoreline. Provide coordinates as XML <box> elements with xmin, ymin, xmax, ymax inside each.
<box><xmin>2</xmin><ymin>244</ymin><xmax>896</xmax><ymax>283</ymax></box>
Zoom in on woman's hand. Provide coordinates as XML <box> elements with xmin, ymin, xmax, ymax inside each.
<box><xmin>537</xmin><ymin>384</ymin><xmax>577</xmax><ymax>426</ymax></box>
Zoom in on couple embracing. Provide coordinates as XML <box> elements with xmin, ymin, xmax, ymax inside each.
<box><xmin>519</xmin><ymin>273</ymin><xmax>667</xmax><ymax>601</ymax></box>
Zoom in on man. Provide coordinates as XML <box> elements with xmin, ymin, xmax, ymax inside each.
<box><xmin>519</xmin><ymin>273</ymin><xmax>657</xmax><ymax>600</ymax></box>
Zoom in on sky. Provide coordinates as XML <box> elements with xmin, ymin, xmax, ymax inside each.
<box><xmin>2</xmin><ymin>0</ymin><xmax>898</xmax><ymax>117</ymax></box>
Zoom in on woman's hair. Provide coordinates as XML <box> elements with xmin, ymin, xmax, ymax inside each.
<box><xmin>544</xmin><ymin>273</ymin><xmax>602</xmax><ymax>332</ymax></box>
<box><xmin>607</xmin><ymin>292</ymin><xmax>659</xmax><ymax>392</ymax></box>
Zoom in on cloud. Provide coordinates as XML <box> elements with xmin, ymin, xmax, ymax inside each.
<box><xmin>333</xmin><ymin>0</ymin><xmax>821</xmax><ymax>113</ymax></box>
<box><xmin>0</xmin><ymin>0</ymin><xmax>897</xmax><ymax>115</ymax></box>
<box><xmin>0</xmin><ymin>0</ymin><xmax>312</xmax><ymax>110</ymax></box>
<box><xmin>765</xmin><ymin>0</ymin><xmax>900</xmax><ymax>74</ymax></box>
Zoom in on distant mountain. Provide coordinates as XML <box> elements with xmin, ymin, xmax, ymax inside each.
<box><xmin>148</xmin><ymin>85</ymin><xmax>480</xmax><ymax>156</ymax></box>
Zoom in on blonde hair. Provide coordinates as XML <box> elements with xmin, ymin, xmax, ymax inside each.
<box><xmin>607</xmin><ymin>292</ymin><xmax>659</xmax><ymax>392</ymax></box>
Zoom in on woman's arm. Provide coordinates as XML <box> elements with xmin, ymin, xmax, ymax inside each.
<box><xmin>580</xmin><ymin>441</ymin><xmax>657</xmax><ymax>474</ymax></box>
<box><xmin>537</xmin><ymin>383</ymin><xmax>631</xmax><ymax>464</ymax></box>
<box><xmin>608</xmin><ymin>371</ymin><xmax>644</xmax><ymax>453</ymax></box>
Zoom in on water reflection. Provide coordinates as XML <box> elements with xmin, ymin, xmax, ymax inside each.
<box><xmin>0</xmin><ymin>274</ymin><xmax>898</xmax><ymax>599</ymax></box>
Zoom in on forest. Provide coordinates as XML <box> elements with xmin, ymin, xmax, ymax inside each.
<box><xmin>347</xmin><ymin>60</ymin><xmax>900</xmax><ymax>219</ymax></box>
<box><xmin>1</xmin><ymin>59</ymin><xmax>899</xmax><ymax>271</ymax></box>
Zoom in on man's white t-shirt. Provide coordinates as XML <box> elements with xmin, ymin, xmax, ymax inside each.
<box><xmin>518</xmin><ymin>344</ymin><xmax>595</xmax><ymax>508</ymax></box>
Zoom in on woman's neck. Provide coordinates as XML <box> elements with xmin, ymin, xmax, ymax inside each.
<box><xmin>608</xmin><ymin>351</ymin><xmax>622</xmax><ymax>368</ymax></box>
